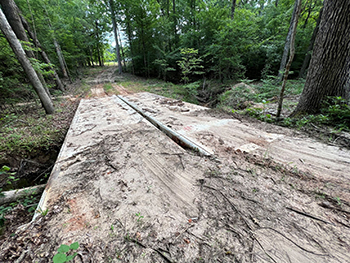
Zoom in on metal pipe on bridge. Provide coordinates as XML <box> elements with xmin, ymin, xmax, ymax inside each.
<box><xmin>115</xmin><ymin>95</ymin><xmax>213</xmax><ymax>157</ymax></box>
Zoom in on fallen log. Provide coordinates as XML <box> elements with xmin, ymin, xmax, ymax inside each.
<box><xmin>0</xmin><ymin>184</ymin><xmax>45</xmax><ymax>205</ymax></box>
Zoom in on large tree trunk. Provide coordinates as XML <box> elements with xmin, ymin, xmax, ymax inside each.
<box><xmin>20</xmin><ymin>14</ymin><xmax>65</xmax><ymax>91</ymax></box>
<box><xmin>0</xmin><ymin>0</ymin><xmax>51</xmax><ymax>96</ymax></box>
<box><xmin>276</xmin><ymin>1</ymin><xmax>300</xmax><ymax>83</ymax></box>
<box><xmin>292</xmin><ymin>0</ymin><xmax>350</xmax><ymax>116</ymax></box>
<box><xmin>0</xmin><ymin>8</ymin><xmax>55</xmax><ymax>114</ymax></box>
<box><xmin>298</xmin><ymin>7</ymin><xmax>323</xmax><ymax>79</ymax></box>
<box><xmin>109</xmin><ymin>0</ymin><xmax>122</xmax><ymax>74</ymax></box>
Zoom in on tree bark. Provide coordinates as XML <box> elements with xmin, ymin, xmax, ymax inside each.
<box><xmin>292</xmin><ymin>0</ymin><xmax>350</xmax><ymax>116</ymax></box>
<box><xmin>109</xmin><ymin>0</ymin><xmax>122</xmax><ymax>74</ymax></box>
<box><xmin>277</xmin><ymin>0</ymin><xmax>302</xmax><ymax>118</ymax></box>
<box><xmin>0</xmin><ymin>8</ymin><xmax>54</xmax><ymax>114</ymax></box>
<box><xmin>276</xmin><ymin>1</ymin><xmax>299</xmax><ymax>83</ymax></box>
<box><xmin>298</xmin><ymin>7</ymin><xmax>323</xmax><ymax>79</ymax></box>
<box><xmin>20</xmin><ymin>14</ymin><xmax>65</xmax><ymax>91</ymax></box>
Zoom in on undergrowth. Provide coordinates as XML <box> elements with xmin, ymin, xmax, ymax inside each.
<box><xmin>217</xmin><ymin>77</ymin><xmax>349</xmax><ymax>133</ymax></box>
<box><xmin>0</xmin><ymin>102</ymin><xmax>70</xmax><ymax>162</ymax></box>
<box><xmin>118</xmin><ymin>74</ymin><xmax>199</xmax><ymax>104</ymax></box>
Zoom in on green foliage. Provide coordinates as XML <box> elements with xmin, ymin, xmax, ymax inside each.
<box><xmin>0</xmin><ymin>103</ymin><xmax>68</xmax><ymax>162</ymax></box>
<box><xmin>320</xmin><ymin>97</ymin><xmax>350</xmax><ymax>131</ymax></box>
<box><xmin>135</xmin><ymin>212</ymin><xmax>144</xmax><ymax>222</ymax></box>
<box><xmin>177</xmin><ymin>48</ymin><xmax>204</xmax><ymax>84</ymax></box>
<box><xmin>53</xmin><ymin>242</ymin><xmax>79</xmax><ymax>263</ymax></box>
<box><xmin>0</xmin><ymin>185</ymin><xmax>41</xmax><ymax>229</ymax></box>
<box><xmin>279</xmin><ymin>97</ymin><xmax>350</xmax><ymax>132</ymax></box>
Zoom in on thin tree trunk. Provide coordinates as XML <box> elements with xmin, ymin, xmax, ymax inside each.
<box><xmin>0</xmin><ymin>8</ymin><xmax>54</xmax><ymax>114</ymax></box>
<box><xmin>172</xmin><ymin>0</ymin><xmax>178</xmax><ymax>46</ymax></box>
<box><xmin>95</xmin><ymin>20</ymin><xmax>103</xmax><ymax>67</ymax></box>
<box><xmin>43</xmin><ymin>6</ymin><xmax>71</xmax><ymax>81</ymax></box>
<box><xmin>292</xmin><ymin>0</ymin><xmax>350</xmax><ymax>115</ymax></box>
<box><xmin>0</xmin><ymin>184</ymin><xmax>45</xmax><ymax>205</ymax></box>
<box><xmin>89</xmin><ymin>47</ymin><xmax>94</xmax><ymax>67</ymax></box>
<box><xmin>231</xmin><ymin>0</ymin><xmax>237</xmax><ymax>19</ymax></box>
<box><xmin>26</xmin><ymin>0</ymin><xmax>37</xmax><ymax>57</ymax></box>
<box><xmin>276</xmin><ymin>1</ymin><xmax>299</xmax><ymax>83</ymax></box>
<box><xmin>140</xmin><ymin>14</ymin><xmax>148</xmax><ymax>77</ymax></box>
<box><xmin>0</xmin><ymin>0</ymin><xmax>51</xmax><ymax>96</ymax></box>
<box><xmin>117</xmin><ymin>28</ymin><xmax>126</xmax><ymax>69</ymax></box>
<box><xmin>109</xmin><ymin>0</ymin><xmax>122</xmax><ymax>74</ymax></box>
<box><xmin>298</xmin><ymin>7</ymin><xmax>323</xmax><ymax>79</ymax></box>
<box><xmin>53</xmin><ymin>38</ymin><xmax>68</xmax><ymax>78</ymax></box>
<box><xmin>20</xmin><ymin>14</ymin><xmax>65</xmax><ymax>91</ymax></box>
<box><xmin>277</xmin><ymin>0</ymin><xmax>302</xmax><ymax>118</ymax></box>
<box><xmin>126</xmin><ymin>18</ymin><xmax>134</xmax><ymax>74</ymax></box>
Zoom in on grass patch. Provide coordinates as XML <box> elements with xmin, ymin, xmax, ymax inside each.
<box><xmin>118</xmin><ymin>74</ymin><xmax>199</xmax><ymax>104</ymax></box>
<box><xmin>103</xmin><ymin>83</ymin><xmax>114</xmax><ymax>93</ymax></box>
<box><xmin>0</xmin><ymin>100</ymin><xmax>76</xmax><ymax>163</ymax></box>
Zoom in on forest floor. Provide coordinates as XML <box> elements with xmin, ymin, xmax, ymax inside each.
<box><xmin>0</xmin><ymin>66</ymin><xmax>350</xmax><ymax>262</ymax></box>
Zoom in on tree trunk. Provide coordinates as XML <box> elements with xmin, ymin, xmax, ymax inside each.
<box><xmin>276</xmin><ymin>1</ymin><xmax>299</xmax><ymax>83</ymax></box>
<box><xmin>0</xmin><ymin>8</ymin><xmax>54</xmax><ymax>114</ymax></box>
<box><xmin>53</xmin><ymin>38</ymin><xmax>69</xmax><ymax>78</ymax></box>
<box><xmin>276</xmin><ymin>0</ymin><xmax>302</xmax><ymax>118</ymax></box>
<box><xmin>109</xmin><ymin>0</ymin><xmax>122</xmax><ymax>74</ymax></box>
<box><xmin>231</xmin><ymin>0</ymin><xmax>237</xmax><ymax>20</ymax></box>
<box><xmin>20</xmin><ymin>14</ymin><xmax>65</xmax><ymax>91</ymax></box>
<box><xmin>298</xmin><ymin>7</ymin><xmax>323</xmax><ymax>79</ymax></box>
<box><xmin>172</xmin><ymin>0</ymin><xmax>178</xmax><ymax>47</ymax></box>
<box><xmin>0</xmin><ymin>184</ymin><xmax>45</xmax><ymax>205</ymax></box>
<box><xmin>0</xmin><ymin>0</ymin><xmax>51</xmax><ymax>96</ymax></box>
<box><xmin>292</xmin><ymin>0</ymin><xmax>350</xmax><ymax>116</ymax></box>
<box><xmin>95</xmin><ymin>20</ymin><xmax>103</xmax><ymax>67</ymax></box>
<box><xmin>43</xmin><ymin>6</ymin><xmax>71</xmax><ymax>81</ymax></box>
<box><xmin>125</xmin><ymin>17</ymin><xmax>134</xmax><ymax>74</ymax></box>
<box><xmin>118</xmin><ymin>28</ymin><xmax>126</xmax><ymax>70</ymax></box>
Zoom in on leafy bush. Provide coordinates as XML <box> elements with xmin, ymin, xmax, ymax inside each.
<box><xmin>320</xmin><ymin>97</ymin><xmax>350</xmax><ymax>131</ymax></box>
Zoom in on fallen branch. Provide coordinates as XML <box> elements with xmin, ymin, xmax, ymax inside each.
<box><xmin>0</xmin><ymin>184</ymin><xmax>45</xmax><ymax>205</ymax></box>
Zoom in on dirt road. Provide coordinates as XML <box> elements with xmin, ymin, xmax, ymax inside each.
<box><xmin>1</xmin><ymin>82</ymin><xmax>349</xmax><ymax>262</ymax></box>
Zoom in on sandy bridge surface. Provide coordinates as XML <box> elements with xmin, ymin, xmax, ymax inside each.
<box><xmin>1</xmin><ymin>76</ymin><xmax>350</xmax><ymax>263</ymax></box>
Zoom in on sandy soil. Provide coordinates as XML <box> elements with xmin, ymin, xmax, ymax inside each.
<box><xmin>1</xmin><ymin>78</ymin><xmax>349</xmax><ymax>263</ymax></box>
